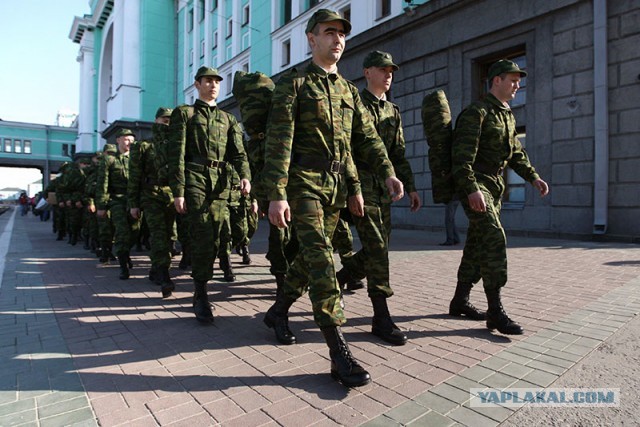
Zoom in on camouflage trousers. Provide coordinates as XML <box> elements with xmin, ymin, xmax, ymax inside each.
<box><xmin>53</xmin><ymin>206</ymin><xmax>65</xmax><ymax>235</ymax></box>
<box><xmin>185</xmin><ymin>193</ymin><xmax>228</xmax><ymax>283</ymax></box>
<box><xmin>109</xmin><ymin>197</ymin><xmax>141</xmax><ymax>256</ymax></box>
<box><xmin>97</xmin><ymin>210</ymin><xmax>114</xmax><ymax>247</ymax></box>
<box><xmin>341</xmin><ymin>202</ymin><xmax>394</xmax><ymax>298</ymax></box>
<box><xmin>84</xmin><ymin>209</ymin><xmax>98</xmax><ymax>243</ymax></box>
<box><xmin>332</xmin><ymin>215</ymin><xmax>354</xmax><ymax>257</ymax></box>
<box><xmin>457</xmin><ymin>179</ymin><xmax>507</xmax><ymax>290</ymax></box>
<box><xmin>266</xmin><ymin>221</ymin><xmax>298</xmax><ymax>276</ymax></box>
<box><xmin>141</xmin><ymin>190</ymin><xmax>176</xmax><ymax>269</ymax></box>
<box><xmin>65</xmin><ymin>206</ymin><xmax>83</xmax><ymax>239</ymax></box>
<box><xmin>284</xmin><ymin>199</ymin><xmax>345</xmax><ymax>328</ymax></box>
<box><xmin>218</xmin><ymin>199</ymin><xmax>247</xmax><ymax>257</ymax></box>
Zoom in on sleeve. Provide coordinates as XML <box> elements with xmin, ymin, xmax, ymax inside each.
<box><xmin>226</xmin><ymin>115</ymin><xmax>252</xmax><ymax>181</ymax></box>
<box><xmin>452</xmin><ymin>105</ymin><xmax>484</xmax><ymax>196</ymax></box>
<box><xmin>127</xmin><ymin>142</ymin><xmax>144</xmax><ymax>209</ymax></box>
<box><xmin>262</xmin><ymin>73</ymin><xmax>298</xmax><ymax>201</ymax></box>
<box><xmin>387</xmin><ymin>105</ymin><xmax>417</xmax><ymax>193</ymax></box>
<box><xmin>508</xmin><ymin>135</ymin><xmax>541</xmax><ymax>183</ymax></box>
<box><xmin>70</xmin><ymin>169</ymin><xmax>86</xmax><ymax>203</ymax></box>
<box><xmin>167</xmin><ymin>108</ymin><xmax>188</xmax><ymax>198</ymax></box>
<box><xmin>96</xmin><ymin>157</ymin><xmax>110</xmax><ymax>210</ymax></box>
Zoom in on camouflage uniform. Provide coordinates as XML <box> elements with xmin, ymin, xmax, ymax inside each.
<box><xmin>167</xmin><ymin>88</ymin><xmax>250</xmax><ymax>288</ymax></box>
<box><xmin>128</xmin><ymin>116</ymin><xmax>176</xmax><ymax>295</ymax></box>
<box><xmin>56</xmin><ymin>161</ymin><xmax>86</xmax><ymax>245</ymax></box>
<box><xmin>44</xmin><ymin>177</ymin><xmax>63</xmax><ymax>239</ymax></box>
<box><xmin>97</xmin><ymin>144</ymin><xmax>117</xmax><ymax>262</ymax></box>
<box><xmin>340</xmin><ymin>87</ymin><xmax>417</xmax><ymax>298</ymax></box>
<box><xmin>262</xmin><ymin>61</ymin><xmax>396</xmax><ymax>328</ymax></box>
<box><xmin>82</xmin><ymin>157</ymin><xmax>100</xmax><ymax>251</ymax></box>
<box><xmin>453</xmin><ymin>92</ymin><xmax>539</xmax><ymax>291</ymax></box>
<box><xmin>96</xmin><ymin>132</ymin><xmax>141</xmax><ymax>277</ymax></box>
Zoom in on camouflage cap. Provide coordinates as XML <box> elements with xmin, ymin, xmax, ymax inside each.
<box><xmin>115</xmin><ymin>128</ymin><xmax>135</xmax><ymax>138</ymax></box>
<box><xmin>155</xmin><ymin>107</ymin><xmax>173</xmax><ymax>119</ymax></box>
<box><xmin>487</xmin><ymin>59</ymin><xmax>527</xmax><ymax>80</ymax></box>
<box><xmin>102</xmin><ymin>143</ymin><xmax>117</xmax><ymax>154</ymax></box>
<box><xmin>305</xmin><ymin>9</ymin><xmax>351</xmax><ymax>34</ymax></box>
<box><xmin>363</xmin><ymin>50</ymin><xmax>399</xmax><ymax>70</ymax></box>
<box><xmin>195</xmin><ymin>66</ymin><xmax>223</xmax><ymax>81</ymax></box>
<box><xmin>73</xmin><ymin>152</ymin><xmax>93</xmax><ymax>164</ymax></box>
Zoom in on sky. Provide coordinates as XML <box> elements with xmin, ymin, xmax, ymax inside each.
<box><xmin>0</xmin><ymin>1</ymin><xmax>89</xmax><ymax>195</ymax></box>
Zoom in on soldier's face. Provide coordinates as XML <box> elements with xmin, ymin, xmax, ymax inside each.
<box><xmin>155</xmin><ymin>116</ymin><xmax>170</xmax><ymax>125</ymax></box>
<box><xmin>308</xmin><ymin>21</ymin><xmax>346</xmax><ymax>68</ymax></box>
<box><xmin>364</xmin><ymin>66</ymin><xmax>394</xmax><ymax>93</ymax></box>
<box><xmin>492</xmin><ymin>73</ymin><xmax>521</xmax><ymax>103</ymax></box>
<box><xmin>117</xmin><ymin>136</ymin><xmax>133</xmax><ymax>154</ymax></box>
<box><xmin>195</xmin><ymin>76</ymin><xmax>221</xmax><ymax>102</ymax></box>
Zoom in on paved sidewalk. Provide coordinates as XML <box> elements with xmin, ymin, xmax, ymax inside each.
<box><xmin>1</xmin><ymin>206</ymin><xmax>639</xmax><ymax>426</ymax></box>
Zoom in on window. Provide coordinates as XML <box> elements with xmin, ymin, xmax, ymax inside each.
<box><xmin>503</xmin><ymin>131</ymin><xmax>527</xmax><ymax>204</ymax></box>
<box><xmin>211</xmin><ymin>0</ymin><xmax>218</xmax><ymax>11</ymax></box>
<box><xmin>189</xmin><ymin>48</ymin><xmax>194</xmax><ymax>65</ymax></box>
<box><xmin>242</xmin><ymin>32</ymin><xmax>250</xmax><ymax>51</ymax></box>
<box><xmin>188</xmin><ymin>8</ymin><xmax>194</xmax><ymax>32</ymax></box>
<box><xmin>212</xmin><ymin>30</ymin><xmax>218</xmax><ymax>49</ymax></box>
<box><xmin>200</xmin><ymin>39</ymin><xmax>205</xmax><ymax>58</ymax></box>
<box><xmin>226</xmin><ymin>45</ymin><xmax>232</xmax><ymax>61</ymax></box>
<box><xmin>227</xmin><ymin>18</ymin><xmax>233</xmax><ymax>38</ymax></box>
<box><xmin>71</xmin><ymin>145</ymin><xmax>76</xmax><ymax>157</ymax></box>
<box><xmin>24</xmin><ymin>140</ymin><xmax>32</xmax><ymax>154</ymax></box>
<box><xmin>283</xmin><ymin>0</ymin><xmax>292</xmax><ymax>25</ymax></box>
<box><xmin>341</xmin><ymin>6</ymin><xmax>351</xmax><ymax>24</ymax></box>
<box><xmin>282</xmin><ymin>39</ymin><xmax>291</xmax><ymax>66</ymax></box>
<box><xmin>242</xmin><ymin>4</ymin><xmax>250</xmax><ymax>26</ymax></box>
<box><xmin>377</xmin><ymin>0</ymin><xmax>391</xmax><ymax>19</ymax></box>
<box><xmin>309</xmin><ymin>0</ymin><xmax>321</xmax><ymax>9</ymax></box>
<box><xmin>199</xmin><ymin>0</ymin><xmax>205</xmax><ymax>22</ymax></box>
<box><xmin>226</xmin><ymin>73</ymin><xmax>232</xmax><ymax>94</ymax></box>
<box><xmin>14</xmin><ymin>139</ymin><xmax>22</xmax><ymax>153</ymax></box>
<box><xmin>212</xmin><ymin>56</ymin><xmax>218</xmax><ymax>67</ymax></box>
<box><xmin>3</xmin><ymin>138</ymin><xmax>11</xmax><ymax>152</ymax></box>
<box><xmin>62</xmin><ymin>144</ymin><xmax>69</xmax><ymax>157</ymax></box>
<box><xmin>242</xmin><ymin>62</ymin><xmax>249</xmax><ymax>73</ymax></box>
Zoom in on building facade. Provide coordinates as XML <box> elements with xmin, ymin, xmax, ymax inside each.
<box><xmin>69</xmin><ymin>0</ymin><xmax>640</xmax><ymax>240</ymax></box>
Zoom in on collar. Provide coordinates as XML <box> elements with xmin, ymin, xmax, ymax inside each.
<box><xmin>308</xmin><ymin>62</ymin><xmax>339</xmax><ymax>81</ymax></box>
<box><xmin>485</xmin><ymin>93</ymin><xmax>510</xmax><ymax>111</ymax></box>
<box><xmin>362</xmin><ymin>88</ymin><xmax>387</xmax><ymax>106</ymax></box>
<box><xmin>195</xmin><ymin>98</ymin><xmax>217</xmax><ymax>109</ymax></box>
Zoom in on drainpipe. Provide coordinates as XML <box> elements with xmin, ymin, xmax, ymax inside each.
<box><xmin>44</xmin><ymin>126</ymin><xmax>50</xmax><ymax>188</ymax></box>
<box><xmin>592</xmin><ymin>0</ymin><xmax>608</xmax><ymax>234</ymax></box>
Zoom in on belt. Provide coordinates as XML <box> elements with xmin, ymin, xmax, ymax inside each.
<box><xmin>144</xmin><ymin>177</ymin><xmax>168</xmax><ymax>186</ymax></box>
<box><xmin>189</xmin><ymin>158</ymin><xmax>227</xmax><ymax>168</ymax></box>
<box><xmin>473</xmin><ymin>161</ymin><xmax>505</xmax><ymax>177</ymax></box>
<box><xmin>292</xmin><ymin>154</ymin><xmax>346</xmax><ymax>174</ymax></box>
<box><xmin>354</xmin><ymin>161</ymin><xmax>371</xmax><ymax>172</ymax></box>
<box><xmin>230</xmin><ymin>184</ymin><xmax>242</xmax><ymax>191</ymax></box>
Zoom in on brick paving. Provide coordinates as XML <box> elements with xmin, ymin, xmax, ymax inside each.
<box><xmin>1</xmin><ymin>206</ymin><xmax>639</xmax><ymax>426</ymax></box>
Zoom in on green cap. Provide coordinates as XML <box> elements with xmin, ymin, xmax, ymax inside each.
<box><xmin>487</xmin><ymin>59</ymin><xmax>527</xmax><ymax>80</ymax></box>
<box><xmin>102</xmin><ymin>143</ymin><xmax>117</xmax><ymax>154</ymax></box>
<box><xmin>305</xmin><ymin>9</ymin><xmax>351</xmax><ymax>34</ymax></box>
<box><xmin>195</xmin><ymin>66</ymin><xmax>223</xmax><ymax>81</ymax></box>
<box><xmin>155</xmin><ymin>107</ymin><xmax>173</xmax><ymax>119</ymax></box>
<box><xmin>115</xmin><ymin>128</ymin><xmax>135</xmax><ymax>138</ymax></box>
<box><xmin>363</xmin><ymin>50</ymin><xmax>399</xmax><ymax>70</ymax></box>
<box><xmin>73</xmin><ymin>152</ymin><xmax>93</xmax><ymax>163</ymax></box>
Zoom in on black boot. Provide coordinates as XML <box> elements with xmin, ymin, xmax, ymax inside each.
<box><xmin>263</xmin><ymin>294</ymin><xmax>297</xmax><ymax>345</ymax></box>
<box><xmin>485</xmin><ymin>288</ymin><xmax>524</xmax><ymax>335</ymax></box>
<box><xmin>336</xmin><ymin>268</ymin><xmax>364</xmax><ymax>291</ymax></box>
<box><xmin>56</xmin><ymin>229</ymin><xmax>65</xmax><ymax>241</ymax></box>
<box><xmin>193</xmin><ymin>281</ymin><xmax>214</xmax><ymax>324</ymax></box>
<box><xmin>160</xmin><ymin>267</ymin><xmax>175</xmax><ymax>298</ymax></box>
<box><xmin>219</xmin><ymin>254</ymin><xmax>236</xmax><ymax>282</ymax></box>
<box><xmin>321</xmin><ymin>326</ymin><xmax>371</xmax><ymax>387</ymax></box>
<box><xmin>118</xmin><ymin>254</ymin><xmax>130</xmax><ymax>280</ymax></box>
<box><xmin>240</xmin><ymin>245</ymin><xmax>251</xmax><ymax>265</ymax></box>
<box><xmin>149</xmin><ymin>267</ymin><xmax>159</xmax><ymax>284</ymax></box>
<box><xmin>83</xmin><ymin>233</ymin><xmax>90</xmax><ymax>250</ymax></box>
<box><xmin>275</xmin><ymin>273</ymin><xmax>286</xmax><ymax>299</ymax></box>
<box><xmin>178</xmin><ymin>245</ymin><xmax>191</xmax><ymax>270</ymax></box>
<box><xmin>449</xmin><ymin>282</ymin><xmax>486</xmax><ymax>320</ymax></box>
<box><xmin>99</xmin><ymin>244</ymin><xmax>109</xmax><ymax>263</ymax></box>
<box><xmin>126</xmin><ymin>254</ymin><xmax>133</xmax><ymax>269</ymax></box>
<box><xmin>371</xmin><ymin>295</ymin><xmax>407</xmax><ymax>346</ymax></box>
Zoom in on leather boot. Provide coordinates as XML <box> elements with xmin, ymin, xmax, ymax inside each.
<box><xmin>160</xmin><ymin>267</ymin><xmax>175</xmax><ymax>298</ymax></box>
<box><xmin>149</xmin><ymin>267</ymin><xmax>159</xmax><ymax>284</ymax></box>
<box><xmin>263</xmin><ymin>294</ymin><xmax>297</xmax><ymax>345</ymax></box>
<box><xmin>70</xmin><ymin>232</ymin><xmax>79</xmax><ymax>246</ymax></box>
<box><xmin>126</xmin><ymin>253</ymin><xmax>133</xmax><ymax>269</ymax></box>
<box><xmin>98</xmin><ymin>244</ymin><xmax>109</xmax><ymax>263</ymax></box>
<box><xmin>336</xmin><ymin>268</ymin><xmax>364</xmax><ymax>291</ymax></box>
<box><xmin>193</xmin><ymin>281</ymin><xmax>214</xmax><ymax>324</ymax></box>
<box><xmin>219</xmin><ymin>254</ymin><xmax>236</xmax><ymax>282</ymax></box>
<box><xmin>178</xmin><ymin>245</ymin><xmax>191</xmax><ymax>270</ymax></box>
<box><xmin>371</xmin><ymin>295</ymin><xmax>407</xmax><ymax>345</ymax></box>
<box><xmin>321</xmin><ymin>326</ymin><xmax>371</xmax><ymax>387</ymax></box>
<box><xmin>56</xmin><ymin>229</ymin><xmax>65</xmax><ymax>241</ymax></box>
<box><xmin>275</xmin><ymin>273</ymin><xmax>286</xmax><ymax>299</ymax></box>
<box><xmin>485</xmin><ymin>288</ymin><xmax>523</xmax><ymax>335</ymax></box>
<box><xmin>117</xmin><ymin>254</ymin><xmax>130</xmax><ymax>280</ymax></box>
<box><xmin>240</xmin><ymin>245</ymin><xmax>251</xmax><ymax>265</ymax></box>
<box><xmin>449</xmin><ymin>282</ymin><xmax>486</xmax><ymax>320</ymax></box>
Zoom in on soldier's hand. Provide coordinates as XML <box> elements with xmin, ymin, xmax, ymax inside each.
<box><xmin>409</xmin><ymin>191</ymin><xmax>421</xmax><ymax>212</ymax></box>
<box><xmin>532</xmin><ymin>179</ymin><xmax>549</xmax><ymax>197</ymax></box>
<box><xmin>385</xmin><ymin>176</ymin><xmax>404</xmax><ymax>202</ymax></box>
<box><xmin>468</xmin><ymin>191</ymin><xmax>487</xmax><ymax>212</ymax></box>
<box><xmin>66</xmin><ymin>200</ymin><xmax>72</xmax><ymax>207</ymax></box>
<box><xmin>268</xmin><ymin>200</ymin><xmax>290</xmax><ymax>228</ymax></box>
<box><xmin>240</xmin><ymin>179</ymin><xmax>251</xmax><ymax>196</ymax></box>
<box><xmin>251</xmin><ymin>200</ymin><xmax>259</xmax><ymax>215</ymax></box>
<box><xmin>348</xmin><ymin>195</ymin><xmax>364</xmax><ymax>217</ymax></box>
<box><xmin>58</xmin><ymin>202</ymin><xmax>65</xmax><ymax>208</ymax></box>
<box><xmin>75</xmin><ymin>201</ymin><xmax>83</xmax><ymax>209</ymax></box>
<box><xmin>97</xmin><ymin>209</ymin><xmax>106</xmax><ymax>218</ymax></box>
<box><xmin>87</xmin><ymin>205</ymin><xmax>96</xmax><ymax>214</ymax></box>
<box><xmin>130</xmin><ymin>207</ymin><xmax>141</xmax><ymax>220</ymax></box>
<box><xmin>175</xmin><ymin>197</ymin><xmax>187</xmax><ymax>214</ymax></box>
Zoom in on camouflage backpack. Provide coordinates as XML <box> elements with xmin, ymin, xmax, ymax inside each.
<box><xmin>421</xmin><ymin>90</ymin><xmax>455</xmax><ymax>204</ymax></box>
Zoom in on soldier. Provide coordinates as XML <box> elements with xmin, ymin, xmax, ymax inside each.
<box><xmin>97</xmin><ymin>129</ymin><xmax>141</xmax><ymax>280</ymax></box>
<box><xmin>449</xmin><ymin>59</ymin><xmax>549</xmax><ymax>335</ymax></box>
<box><xmin>336</xmin><ymin>51</ymin><xmax>421</xmax><ymax>346</ymax></box>
<box><xmin>261</xmin><ymin>9</ymin><xmax>404</xmax><ymax>388</ymax></box>
<box><xmin>168</xmin><ymin>66</ymin><xmax>251</xmax><ymax>324</ymax></box>
<box><xmin>52</xmin><ymin>163</ymin><xmax>69</xmax><ymax>241</ymax></box>
<box><xmin>83</xmin><ymin>151</ymin><xmax>102</xmax><ymax>253</ymax></box>
<box><xmin>128</xmin><ymin>107</ymin><xmax>177</xmax><ymax>298</ymax></box>
<box><xmin>44</xmin><ymin>174</ymin><xmax>63</xmax><ymax>239</ymax></box>
<box><xmin>332</xmin><ymin>212</ymin><xmax>364</xmax><ymax>291</ymax></box>
<box><xmin>57</xmin><ymin>158</ymin><xmax>88</xmax><ymax>245</ymax></box>
<box><xmin>97</xmin><ymin>144</ymin><xmax>117</xmax><ymax>263</ymax></box>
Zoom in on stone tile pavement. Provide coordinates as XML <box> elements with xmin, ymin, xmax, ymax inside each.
<box><xmin>1</xmin><ymin>206</ymin><xmax>639</xmax><ymax>426</ymax></box>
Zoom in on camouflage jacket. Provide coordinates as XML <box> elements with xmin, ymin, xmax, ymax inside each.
<box><xmin>128</xmin><ymin>123</ymin><xmax>173</xmax><ymax>207</ymax></box>
<box><xmin>452</xmin><ymin>93</ymin><xmax>540</xmax><ymax>196</ymax></box>
<box><xmin>83</xmin><ymin>163</ymin><xmax>98</xmax><ymax>207</ymax></box>
<box><xmin>96</xmin><ymin>151</ymin><xmax>130</xmax><ymax>210</ymax></box>
<box><xmin>358</xmin><ymin>89</ymin><xmax>416</xmax><ymax>204</ymax></box>
<box><xmin>262</xmin><ymin>62</ymin><xmax>395</xmax><ymax>207</ymax></box>
<box><xmin>167</xmin><ymin>100</ymin><xmax>251</xmax><ymax>200</ymax></box>
<box><xmin>56</xmin><ymin>163</ymin><xmax>86</xmax><ymax>205</ymax></box>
